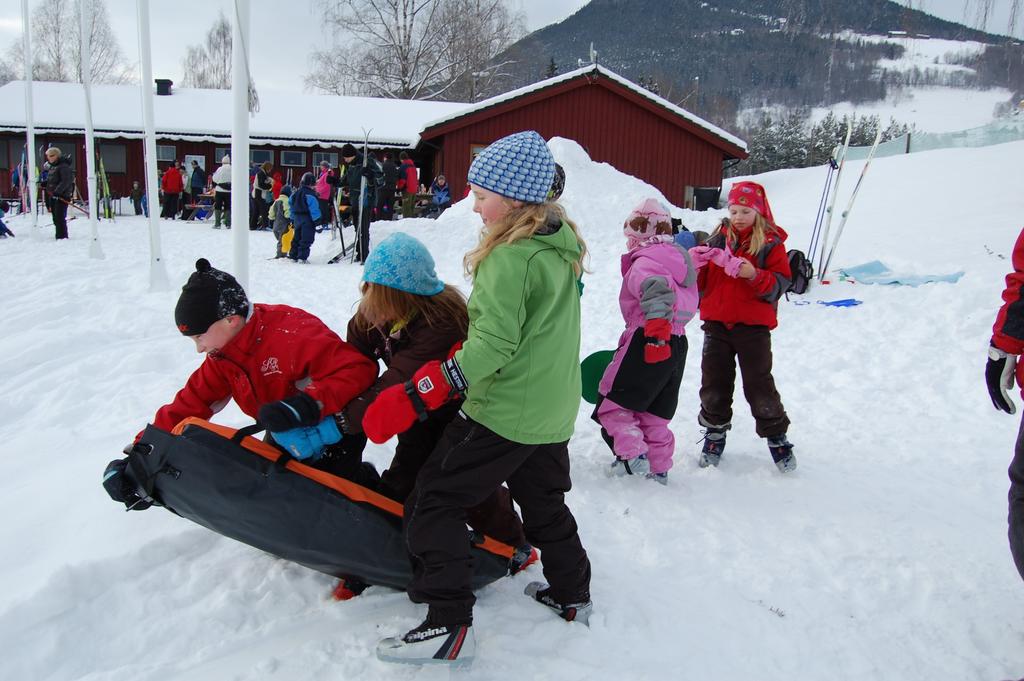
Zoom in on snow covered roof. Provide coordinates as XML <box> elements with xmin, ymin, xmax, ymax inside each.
<box><xmin>421</xmin><ymin>64</ymin><xmax>747</xmax><ymax>152</ymax></box>
<box><xmin>0</xmin><ymin>81</ymin><xmax>468</xmax><ymax>148</ymax></box>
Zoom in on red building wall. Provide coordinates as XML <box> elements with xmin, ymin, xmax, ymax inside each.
<box><xmin>422</xmin><ymin>78</ymin><xmax>743</xmax><ymax>206</ymax></box>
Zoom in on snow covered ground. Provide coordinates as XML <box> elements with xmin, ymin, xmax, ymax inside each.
<box><xmin>809</xmin><ymin>85</ymin><xmax>1014</xmax><ymax>134</ymax></box>
<box><xmin>1</xmin><ymin>138</ymin><xmax>1022</xmax><ymax>680</ymax></box>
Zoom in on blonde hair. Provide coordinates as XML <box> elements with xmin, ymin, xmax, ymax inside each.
<box><xmin>716</xmin><ymin>213</ymin><xmax>777</xmax><ymax>256</ymax></box>
<box><xmin>463</xmin><ymin>200</ymin><xmax>588</xmax><ymax>278</ymax></box>
<box><xmin>354</xmin><ymin>282</ymin><xmax>468</xmax><ymax>335</ymax></box>
<box><xmin>45</xmin><ymin>147</ymin><xmax>61</xmax><ymax>159</ymax></box>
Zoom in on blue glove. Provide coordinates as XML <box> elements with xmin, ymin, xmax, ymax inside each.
<box><xmin>271</xmin><ymin>416</ymin><xmax>342</xmax><ymax>461</ymax></box>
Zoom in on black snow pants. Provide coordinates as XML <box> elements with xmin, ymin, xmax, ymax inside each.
<box><xmin>404</xmin><ymin>413</ymin><xmax>591</xmax><ymax>625</ymax></box>
<box><xmin>1010</xmin><ymin>416</ymin><xmax>1024</xmax><ymax>581</ymax></box>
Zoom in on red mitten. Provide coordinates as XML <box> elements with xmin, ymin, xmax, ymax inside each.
<box><xmin>643</xmin><ymin>318</ymin><xmax>671</xmax><ymax>342</ymax></box>
<box><xmin>362</xmin><ymin>358</ymin><xmax>467</xmax><ymax>443</ymax></box>
<box><xmin>644</xmin><ymin>343</ymin><xmax>671</xmax><ymax>363</ymax></box>
<box><xmin>411</xmin><ymin>360</ymin><xmax>458</xmax><ymax>410</ymax></box>
<box><xmin>362</xmin><ymin>383</ymin><xmax>420</xmax><ymax>444</ymax></box>
<box><xmin>643</xmin><ymin>318</ymin><xmax>672</xmax><ymax>364</ymax></box>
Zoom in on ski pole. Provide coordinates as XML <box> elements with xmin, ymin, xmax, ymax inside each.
<box><xmin>821</xmin><ymin>127</ymin><xmax>883</xmax><ymax>278</ymax></box>
<box><xmin>816</xmin><ymin>121</ymin><xmax>852</xmax><ymax>280</ymax></box>
<box><xmin>807</xmin><ymin>160</ymin><xmax>835</xmax><ymax>264</ymax></box>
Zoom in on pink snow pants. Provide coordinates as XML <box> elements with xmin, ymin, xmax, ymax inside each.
<box><xmin>596</xmin><ymin>398</ymin><xmax>674</xmax><ymax>474</ymax></box>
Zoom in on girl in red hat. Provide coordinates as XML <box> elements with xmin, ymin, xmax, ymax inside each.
<box><xmin>689</xmin><ymin>181</ymin><xmax>796</xmax><ymax>473</ymax></box>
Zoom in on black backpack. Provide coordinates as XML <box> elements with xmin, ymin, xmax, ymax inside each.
<box><xmin>786</xmin><ymin>249</ymin><xmax>813</xmax><ymax>296</ymax></box>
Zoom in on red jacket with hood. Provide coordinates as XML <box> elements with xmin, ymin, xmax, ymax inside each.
<box><xmin>161</xmin><ymin>167</ymin><xmax>184</xmax><ymax>193</ymax></box>
<box><xmin>150</xmin><ymin>303</ymin><xmax>377</xmax><ymax>432</ymax></box>
<box><xmin>397</xmin><ymin>159</ymin><xmax>418</xmax><ymax>194</ymax></box>
<box><xmin>697</xmin><ymin>224</ymin><xmax>792</xmax><ymax>329</ymax></box>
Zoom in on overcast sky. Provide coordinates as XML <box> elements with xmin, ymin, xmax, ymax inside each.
<box><xmin>0</xmin><ymin>0</ymin><xmax>1018</xmax><ymax>94</ymax></box>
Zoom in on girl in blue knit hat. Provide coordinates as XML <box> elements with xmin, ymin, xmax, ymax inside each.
<box><xmin>331</xmin><ymin>232</ymin><xmax>533</xmax><ymax>599</ymax></box>
<box><xmin>366</xmin><ymin>131</ymin><xmax>592</xmax><ymax>665</ymax></box>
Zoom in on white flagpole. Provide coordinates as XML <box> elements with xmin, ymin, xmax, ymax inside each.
<box><xmin>80</xmin><ymin>0</ymin><xmax>103</xmax><ymax>259</ymax></box>
<box><xmin>21</xmin><ymin>0</ymin><xmax>38</xmax><ymax>233</ymax></box>
<box><xmin>230</xmin><ymin>0</ymin><xmax>251</xmax><ymax>290</ymax></box>
<box><xmin>136</xmin><ymin>0</ymin><xmax>169</xmax><ymax>291</ymax></box>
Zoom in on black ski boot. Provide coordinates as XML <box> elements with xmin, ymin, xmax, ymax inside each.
<box><xmin>698</xmin><ymin>420</ymin><xmax>730</xmax><ymax>468</ymax></box>
<box><xmin>767</xmin><ymin>435</ymin><xmax>798</xmax><ymax>473</ymax></box>
<box><xmin>376</xmin><ymin>617</ymin><xmax>475</xmax><ymax>666</ymax></box>
<box><xmin>524</xmin><ymin>582</ymin><xmax>592</xmax><ymax>625</ymax></box>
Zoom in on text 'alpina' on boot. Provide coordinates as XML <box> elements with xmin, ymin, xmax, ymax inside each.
<box><xmin>376</xmin><ymin>619</ymin><xmax>475</xmax><ymax>666</ymax></box>
<box><xmin>524</xmin><ymin>582</ymin><xmax>593</xmax><ymax>626</ymax></box>
<box><xmin>767</xmin><ymin>435</ymin><xmax>798</xmax><ymax>473</ymax></box>
<box><xmin>609</xmin><ymin>452</ymin><xmax>650</xmax><ymax>477</ymax></box>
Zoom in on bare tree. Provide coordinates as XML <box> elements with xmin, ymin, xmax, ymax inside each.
<box><xmin>434</xmin><ymin>0</ymin><xmax>525</xmax><ymax>101</ymax></box>
<box><xmin>181</xmin><ymin>11</ymin><xmax>232</xmax><ymax>89</ymax></box>
<box><xmin>308</xmin><ymin>0</ymin><xmax>447</xmax><ymax>99</ymax></box>
<box><xmin>306</xmin><ymin>0</ymin><xmax>522</xmax><ymax>100</ymax></box>
<box><xmin>958</xmin><ymin>0</ymin><xmax>1022</xmax><ymax>36</ymax></box>
<box><xmin>0</xmin><ymin>58</ymin><xmax>15</xmax><ymax>87</ymax></box>
<box><xmin>5</xmin><ymin>0</ymin><xmax>132</xmax><ymax>84</ymax></box>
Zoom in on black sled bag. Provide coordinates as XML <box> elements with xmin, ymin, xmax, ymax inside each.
<box><xmin>129</xmin><ymin>418</ymin><xmax>512</xmax><ymax>591</ymax></box>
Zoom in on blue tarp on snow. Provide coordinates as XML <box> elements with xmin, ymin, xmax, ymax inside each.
<box><xmin>838</xmin><ymin>260</ymin><xmax>964</xmax><ymax>287</ymax></box>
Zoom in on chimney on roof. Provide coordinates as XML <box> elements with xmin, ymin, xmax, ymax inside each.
<box><xmin>155</xmin><ymin>79</ymin><xmax>173</xmax><ymax>96</ymax></box>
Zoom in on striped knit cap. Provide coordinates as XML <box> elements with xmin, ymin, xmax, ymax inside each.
<box><xmin>467</xmin><ymin>131</ymin><xmax>555</xmax><ymax>204</ymax></box>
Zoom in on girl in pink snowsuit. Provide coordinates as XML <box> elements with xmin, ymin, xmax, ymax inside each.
<box><xmin>594</xmin><ymin>198</ymin><xmax>699</xmax><ymax>483</ymax></box>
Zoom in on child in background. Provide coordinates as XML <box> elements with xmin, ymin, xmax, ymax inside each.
<box><xmin>427</xmin><ymin>175</ymin><xmax>451</xmax><ymax>216</ymax></box>
<box><xmin>101</xmin><ymin>259</ymin><xmax>378</xmax><ymax>510</ymax></box>
<box><xmin>365</xmin><ymin>131</ymin><xmax>592</xmax><ymax>665</ymax></box>
<box><xmin>690</xmin><ymin>181</ymin><xmax>796</xmax><ymax>473</ymax></box>
<box><xmin>595</xmin><ymin>198</ymin><xmax>698</xmax><ymax>483</ymax></box>
<box><xmin>268</xmin><ymin>185</ymin><xmax>292</xmax><ymax>259</ymax></box>
<box><xmin>0</xmin><ymin>202</ymin><xmax>14</xmax><ymax>238</ymax></box>
<box><xmin>129</xmin><ymin>181</ymin><xmax>144</xmax><ymax>216</ymax></box>
<box><xmin>288</xmin><ymin>173</ymin><xmax>322</xmax><ymax>263</ymax></box>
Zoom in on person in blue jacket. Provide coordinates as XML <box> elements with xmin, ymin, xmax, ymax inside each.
<box><xmin>288</xmin><ymin>173</ymin><xmax>322</xmax><ymax>263</ymax></box>
<box><xmin>427</xmin><ymin>175</ymin><xmax>451</xmax><ymax>217</ymax></box>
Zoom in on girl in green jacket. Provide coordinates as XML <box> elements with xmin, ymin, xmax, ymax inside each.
<box><xmin>365</xmin><ymin>131</ymin><xmax>592</xmax><ymax>666</ymax></box>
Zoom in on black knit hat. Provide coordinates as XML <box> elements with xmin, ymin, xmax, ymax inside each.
<box><xmin>174</xmin><ymin>258</ymin><xmax>249</xmax><ymax>336</ymax></box>
<box><xmin>341</xmin><ymin>143</ymin><xmax>357</xmax><ymax>158</ymax></box>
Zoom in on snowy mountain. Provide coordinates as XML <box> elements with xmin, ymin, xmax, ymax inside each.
<box><xmin>1</xmin><ymin>138</ymin><xmax>1023</xmax><ymax>680</ymax></box>
<box><xmin>497</xmin><ymin>0</ymin><xmax>1019</xmax><ymax>130</ymax></box>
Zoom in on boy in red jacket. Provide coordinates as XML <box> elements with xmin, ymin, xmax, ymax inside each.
<box><xmin>103</xmin><ymin>259</ymin><xmax>378</xmax><ymax>508</ymax></box>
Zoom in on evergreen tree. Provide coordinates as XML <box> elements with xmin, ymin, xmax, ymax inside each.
<box><xmin>807</xmin><ymin>111</ymin><xmax>842</xmax><ymax>166</ymax></box>
<box><xmin>545</xmin><ymin>57</ymin><xmax>558</xmax><ymax>78</ymax></box>
<box><xmin>850</xmin><ymin>114</ymin><xmax>880</xmax><ymax>146</ymax></box>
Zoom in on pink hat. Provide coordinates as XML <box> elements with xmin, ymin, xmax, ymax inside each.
<box><xmin>727</xmin><ymin>181</ymin><xmax>775</xmax><ymax>224</ymax></box>
<box><xmin>624</xmin><ymin>198</ymin><xmax>673</xmax><ymax>250</ymax></box>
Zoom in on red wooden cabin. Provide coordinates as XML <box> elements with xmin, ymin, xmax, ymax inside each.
<box><xmin>418</xmin><ymin>64</ymin><xmax>747</xmax><ymax>207</ymax></box>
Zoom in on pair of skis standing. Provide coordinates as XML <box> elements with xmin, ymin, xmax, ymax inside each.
<box><xmin>328</xmin><ymin>128</ymin><xmax>375</xmax><ymax>265</ymax></box>
<box><xmin>807</xmin><ymin>121</ymin><xmax>882</xmax><ymax>283</ymax></box>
